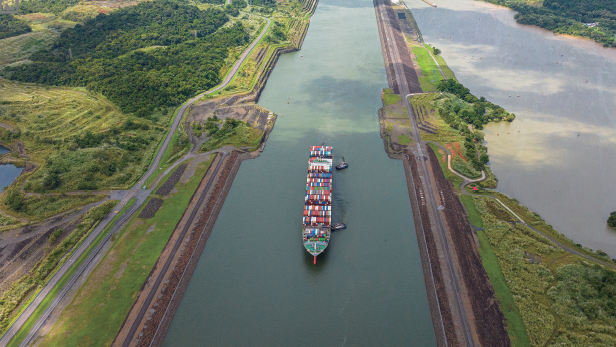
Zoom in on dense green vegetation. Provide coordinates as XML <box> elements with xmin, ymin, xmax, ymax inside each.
<box><xmin>264</xmin><ymin>21</ymin><xmax>288</xmax><ymax>44</ymax></box>
<box><xmin>0</xmin><ymin>14</ymin><xmax>32</xmax><ymax>40</ymax></box>
<box><xmin>0</xmin><ymin>201</ymin><xmax>115</xmax><ymax>334</ymax></box>
<box><xmin>200</xmin><ymin>118</ymin><xmax>262</xmax><ymax>152</ymax></box>
<box><xmin>438</xmin><ymin>79</ymin><xmax>515</xmax><ymax>129</ymax></box>
<box><xmin>18</xmin><ymin>0</ymin><xmax>81</xmax><ymax>15</ymax></box>
<box><xmin>608</xmin><ymin>211</ymin><xmax>616</xmax><ymax>229</ymax></box>
<box><xmin>484</xmin><ymin>0</ymin><xmax>616</xmax><ymax>47</ymax></box>
<box><xmin>3</xmin><ymin>189</ymin><xmax>105</xmax><ymax>218</ymax></box>
<box><xmin>0</xmin><ymin>80</ymin><xmax>167</xmax><ymax>192</ymax></box>
<box><xmin>473</xmin><ymin>196</ymin><xmax>616</xmax><ymax>346</ymax></box>
<box><xmin>4</xmin><ymin>0</ymin><xmax>250</xmax><ymax>117</ymax></box>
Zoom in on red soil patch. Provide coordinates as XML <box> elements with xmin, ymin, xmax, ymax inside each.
<box><xmin>445</xmin><ymin>142</ymin><xmax>466</xmax><ymax>162</ymax></box>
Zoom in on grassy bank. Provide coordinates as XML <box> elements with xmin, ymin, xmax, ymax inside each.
<box><xmin>1</xmin><ymin>193</ymin><xmax>106</xmax><ymax>221</ymax></box>
<box><xmin>474</xmin><ymin>196</ymin><xmax>616</xmax><ymax>346</ymax></box>
<box><xmin>411</xmin><ymin>45</ymin><xmax>445</xmax><ymax>92</ymax></box>
<box><xmin>0</xmin><ymin>201</ymin><xmax>116</xmax><ymax>336</ymax></box>
<box><xmin>38</xmin><ymin>156</ymin><xmax>213</xmax><ymax>346</ymax></box>
<box><xmin>6</xmin><ymin>198</ymin><xmax>135</xmax><ymax>347</ymax></box>
<box><xmin>0</xmin><ymin>79</ymin><xmax>168</xmax><ymax>194</ymax></box>
<box><xmin>413</xmin><ymin>36</ymin><xmax>616</xmax><ymax>345</ymax></box>
<box><xmin>0</xmin><ymin>14</ymin><xmax>76</xmax><ymax>68</ymax></box>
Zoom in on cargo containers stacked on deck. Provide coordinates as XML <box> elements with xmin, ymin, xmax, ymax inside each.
<box><xmin>303</xmin><ymin>146</ymin><xmax>333</xmax><ymax>264</ymax></box>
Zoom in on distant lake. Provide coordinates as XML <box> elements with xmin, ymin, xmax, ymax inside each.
<box><xmin>0</xmin><ymin>146</ymin><xmax>22</xmax><ymax>192</ymax></box>
<box><xmin>407</xmin><ymin>0</ymin><xmax>616</xmax><ymax>256</ymax></box>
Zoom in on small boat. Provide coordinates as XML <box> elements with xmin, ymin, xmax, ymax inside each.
<box><xmin>331</xmin><ymin>223</ymin><xmax>346</xmax><ymax>231</ymax></box>
<box><xmin>336</xmin><ymin>157</ymin><xmax>348</xmax><ymax>170</ymax></box>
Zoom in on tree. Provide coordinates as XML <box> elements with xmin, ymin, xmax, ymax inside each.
<box><xmin>4</xmin><ymin>189</ymin><xmax>24</xmax><ymax>211</ymax></box>
<box><xmin>608</xmin><ymin>212</ymin><xmax>616</xmax><ymax>229</ymax></box>
<box><xmin>433</xmin><ymin>46</ymin><xmax>441</xmax><ymax>55</ymax></box>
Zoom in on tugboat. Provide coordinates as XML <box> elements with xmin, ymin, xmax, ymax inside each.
<box><xmin>335</xmin><ymin>157</ymin><xmax>348</xmax><ymax>170</ymax></box>
<box><xmin>331</xmin><ymin>223</ymin><xmax>346</xmax><ymax>231</ymax></box>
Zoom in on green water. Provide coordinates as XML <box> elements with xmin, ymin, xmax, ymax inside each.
<box><xmin>163</xmin><ymin>0</ymin><xmax>436</xmax><ymax>345</ymax></box>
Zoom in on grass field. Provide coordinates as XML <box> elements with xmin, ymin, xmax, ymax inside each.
<box><xmin>432</xmin><ymin>53</ymin><xmax>456</xmax><ymax>80</ymax></box>
<box><xmin>459</xmin><ymin>195</ymin><xmax>482</xmax><ymax>228</ymax></box>
<box><xmin>411</xmin><ymin>45</ymin><xmax>444</xmax><ymax>92</ymax></box>
<box><xmin>383</xmin><ymin>88</ymin><xmax>402</xmax><ymax>105</ymax></box>
<box><xmin>397</xmin><ymin>134</ymin><xmax>412</xmax><ymax>145</ymax></box>
<box><xmin>0</xmin><ymin>79</ymin><xmax>169</xmax><ymax>195</ymax></box>
<box><xmin>200</xmin><ymin>125</ymin><xmax>263</xmax><ymax>152</ymax></box>
<box><xmin>0</xmin><ymin>201</ymin><xmax>116</xmax><ymax>337</ymax></box>
<box><xmin>472</xmin><ymin>208</ymin><xmax>530</xmax><ymax>347</ymax></box>
<box><xmin>1</xmin><ymin>193</ymin><xmax>106</xmax><ymax>220</ymax></box>
<box><xmin>6</xmin><ymin>199</ymin><xmax>134</xmax><ymax>347</ymax></box>
<box><xmin>474</xmin><ymin>197</ymin><xmax>616</xmax><ymax>346</ymax></box>
<box><xmin>39</xmin><ymin>156</ymin><xmax>213</xmax><ymax>346</ymax></box>
<box><xmin>492</xmin><ymin>192</ymin><xmax>614</xmax><ymax>264</ymax></box>
<box><xmin>0</xmin><ymin>14</ymin><xmax>76</xmax><ymax>68</ymax></box>
<box><xmin>427</xmin><ymin>143</ymin><xmax>464</xmax><ymax>192</ymax></box>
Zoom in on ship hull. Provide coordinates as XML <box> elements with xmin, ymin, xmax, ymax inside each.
<box><xmin>302</xmin><ymin>146</ymin><xmax>333</xmax><ymax>260</ymax></box>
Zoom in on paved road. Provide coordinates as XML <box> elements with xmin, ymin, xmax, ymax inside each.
<box><xmin>121</xmin><ymin>151</ymin><xmax>229</xmax><ymax>347</ymax></box>
<box><xmin>0</xmin><ymin>16</ymin><xmax>272</xmax><ymax>347</ymax></box>
<box><xmin>374</xmin><ymin>0</ymin><xmax>475</xmax><ymax>345</ymax></box>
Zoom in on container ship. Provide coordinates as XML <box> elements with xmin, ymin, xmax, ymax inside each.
<box><xmin>303</xmin><ymin>146</ymin><xmax>333</xmax><ymax>265</ymax></box>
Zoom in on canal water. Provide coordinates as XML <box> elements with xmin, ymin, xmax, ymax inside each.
<box><xmin>163</xmin><ymin>0</ymin><xmax>436</xmax><ymax>345</ymax></box>
<box><xmin>0</xmin><ymin>146</ymin><xmax>21</xmax><ymax>192</ymax></box>
<box><xmin>407</xmin><ymin>0</ymin><xmax>616</xmax><ymax>256</ymax></box>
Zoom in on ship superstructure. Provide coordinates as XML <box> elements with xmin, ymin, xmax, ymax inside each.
<box><xmin>303</xmin><ymin>146</ymin><xmax>333</xmax><ymax>264</ymax></box>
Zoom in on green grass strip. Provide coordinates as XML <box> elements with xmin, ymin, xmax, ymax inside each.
<box><xmin>475</xmin><ymin>225</ymin><xmax>531</xmax><ymax>347</ymax></box>
<box><xmin>412</xmin><ymin>46</ymin><xmax>444</xmax><ymax>92</ymax></box>
<box><xmin>459</xmin><ymin>195</ymin><xmax>482</xmax><ymax>228</ymax></box>
<box><xmin>383</xmin><ymin>88</ymin><xmax>401</xmax><ymax>105</ymax></box>
<box><xmin>432</xmin><ymin>54</ymin><xmax>456</xmax><ymax>80</ymax></box>
<box><xmin>39</xmin><ymin>158</ymin><xmax>213</xmax><ymax>346</ymax></box>
<box><xmin>427</xmin><ymin>143</ymin><xmax>464</xmax><ymax>192</ymax></box>
<box><xmin>6</xmin><ymin>199</ymin><xmax>137</xmax><ymax>347</ymax></box>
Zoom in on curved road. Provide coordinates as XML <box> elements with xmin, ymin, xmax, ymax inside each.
<box><xmin>0</xmin><ymin>16</ymin><xmax>271</xmax><ymax>347</ymax></box>
<box><xmin>429</xmin><ymin>141</ymin><xmax>616</xmax><ymax>270</ymax></box>
<box><xmin>374</xmin><ymin>0</ymin><xmax>476</xmax><ymax>345</ymax></box>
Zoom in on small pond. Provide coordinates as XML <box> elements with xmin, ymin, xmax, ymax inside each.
<box><xmin>0</xmin><ymin>146</ymin><xmax>23</xmax><ymax>192</ymax></box>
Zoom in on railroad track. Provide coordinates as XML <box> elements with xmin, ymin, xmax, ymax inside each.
<box><xmin>121</xmin><ymin>152</ymin><xmax>229</xmax><ymax>347</ymax></box>
<box><xmin>373</xmin><ymin>0</ymin><xmax>476</xmax><ymax>345</ymax></box>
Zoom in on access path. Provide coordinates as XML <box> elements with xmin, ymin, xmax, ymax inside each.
<box><xmin>0</xmin><ymin>16</ymin><xmax>272</xmax><ymax>347</ymax></box>
<box><xmin>374</xmin><ymin>0</ymin><xmax>476</xmax><ymax>345</ymax></box>
<box><xmin>430</xmin><ymin>140</ymin><xmax>616</xmax><ymax>270</ymax></box>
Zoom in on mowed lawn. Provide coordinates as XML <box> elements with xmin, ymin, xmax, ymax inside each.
<box><xmin>411</xmin><ymin>45</ymin><xmax>444</xmax><ymax>92</ymax></box>
<box><xmin>39</xmin><ymin>156</ymin><xmax>213</xmax><ymax>346</ymax></box>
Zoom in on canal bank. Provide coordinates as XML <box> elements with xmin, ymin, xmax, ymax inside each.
<box><xmin>162</xmin><ymin>0</ymin><xmax>436</xmax><ymax>345</ymax></box>
<box><xmin>406</xmin><ymin>0</ymin><xmax>616</xmax><ymax>256</ymax></box>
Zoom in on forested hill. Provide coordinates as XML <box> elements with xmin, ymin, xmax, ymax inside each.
<box><xmin>0</xmin><ymin>14</ymin><xmax>32</xmax><ymax>39</ymax></box>
<box><xmin>5</xmin><ymin>0</ymin><xmax>250</xmax><ymax>117</ymax></box>
<box><xmin>18</xmin><ymin>0</ymin><xmax>81</xmax><ymax>15</ymax></box>
<box><xmin>484</xmin><ymin>0</ymin><xmax>616</xmax><ymax>48</ymax></box>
